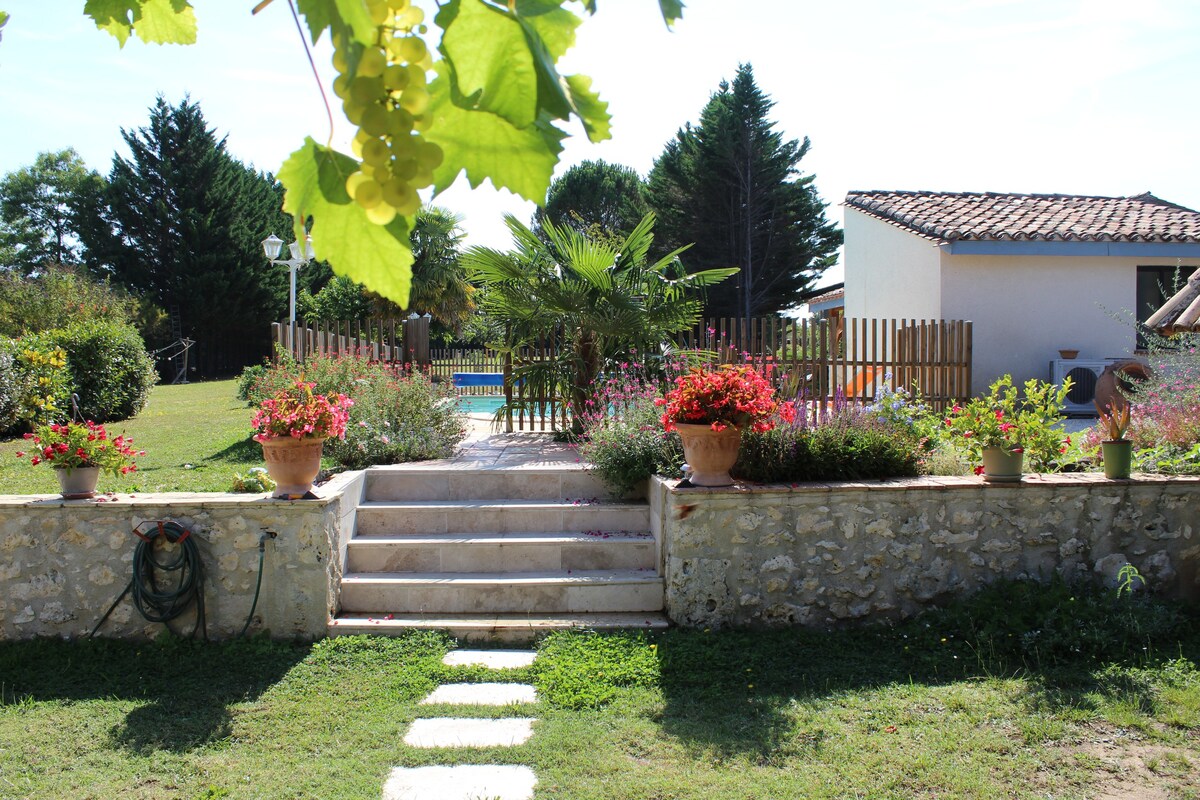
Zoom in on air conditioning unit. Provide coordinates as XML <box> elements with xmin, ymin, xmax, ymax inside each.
<box><xmin>1049</xmin><ymin>359</ymin><xmax>1110</xmax><ymax>416</ymax></box>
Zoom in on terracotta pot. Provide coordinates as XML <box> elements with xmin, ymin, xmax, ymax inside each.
<box><xmin>1058</xmin><ymin>349</ymin><xmax>1079</xmax><ymax>360</ymax></box>
<box><xmin>675</xmin><ymin>423</ymin><xmax>742</xmax><ymax>487</ymax></box>
<box><xmin>980</xmin><ymin>446</ymin><xmax>1023</xmax><ymax>483</ymax></box>
<box><xmin>259</xmin><ymin>436</ymin><xmax>326</xmax><ymax>498</ymax></box>
<box><xmin>55</xmin><ymin>466</ymin><xmax>100</xmax><ymax>499</ymax></box>
<box><xmin>1101</xmin><ymin>440</ymin><xmax>1133</xmax><ymax>480</ymax></box>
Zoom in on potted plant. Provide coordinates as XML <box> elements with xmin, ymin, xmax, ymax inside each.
<box><xmin>1094</xmin><ymin>400</ymin><xmax>1133</xmax><ymax>479</ymax></box>
<box><xmin>16</xmin><ymin>420</ymin><xmax>143</xmax><ymax>499</ymax></box>
<box><xmin>251</xmin><ymin>379</ymin><xmax>353</xmax><ymax>499</ymax></box>
<box><xmin>657</xmin><ymin>365</ymin><xmax>784</xmax><ymax>486</ymax></box>
<box><xmin>943</xmin><ymin>375</ymin><xmax>1072</xmax><ymax>482</ymax></box>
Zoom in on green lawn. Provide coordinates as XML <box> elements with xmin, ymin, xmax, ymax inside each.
<box><xmin>2</xmin><ymin>615</ymin><xmax>1197</xmax><ymax>800</ymax></box>
<box><xmin>0</xmin><ymin>380</ymin><xmax>263</xmax><ymax>495</ymax></box>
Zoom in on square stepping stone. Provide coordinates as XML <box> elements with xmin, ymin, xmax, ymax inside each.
<box><xmin>404</xmin><ymin>717</ymin><xmax>536</xmax><ymax>748</ymax></box>
<box><xmin>442</xmin><ymin>649</ymin><xmax>537</xmax><ymax>669</ymax></box>
<box><xmin>382</xmin><ymin>764</ymin><xmax>536</xmax><ymax>800</ymax></box>
<box><xmin>421</xmin><ymin>683</ymin><xmax>537</xmax><ymax>706</ymax></box>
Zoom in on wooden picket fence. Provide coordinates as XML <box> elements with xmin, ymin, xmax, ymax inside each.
<box><xmin>270</xmin><ymin>316</ymin><xmax>973</xmax><ymax>431</ymax></box>
<box><xmin>678</xmin><ymin>317</ymin><xmax>973</xmax><ymax>411</ymax></box>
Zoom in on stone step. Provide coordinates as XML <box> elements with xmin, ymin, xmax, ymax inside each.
<box><xmin>339</xmin><ymin>570</ymin><xmax>664</xmax><ymax>614</ymax></box>
<box><xmin>354</xmin><ymin>500</ymin><xmax>650</xmax><ymax>536</ymax></box>
<box><xmin>383</xmin><ymin>765</ymin><xmax>536</xmax><ymax>800</ymax></box>
<box><xmin>404</xmin><ymin>717</ymin><xmax>536</xmax><ymax>748</ymax></box>
<box><xmin>330</xmin><ymin>611</ymin><xmax>671</xmax><ymax>643</ymax></box>
<box><xmin>365</xmin><ymin>465</ymin><xmax>621</xmax><ymax>502</ymax></box>
<box><xmin>346</xmin><ymin>531</ymin><xmax>656</xmax><ymax>573</ymax></box>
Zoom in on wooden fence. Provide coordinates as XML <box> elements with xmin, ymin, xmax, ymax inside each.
<box><xmin>270</xmin><ymin>316</ymin><xmax>973</xmax><ymax>431</ymax></box>
<box><xmin>678</xmin><ymin>317</ymin><xmax>973</xmax><ymax>411</ymax></box>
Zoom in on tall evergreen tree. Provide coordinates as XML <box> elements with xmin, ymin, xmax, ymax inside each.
<box><xmin>647</xmin><ymin>64</ymin><xmax>842</xmax><ymax>318</ymax></box>
<box><xmin>0</xmin><ymin>149</ymin><xmax>104</xmax><ymax>275</ymax></box>
<box><xmin>533</xmin><ymin>160</ymin><xmax>649</xmax><ymax>239</ymax></box>
<box><xmin>79</xmin><ymin>96</ymin><xmax>290</xmax><ymax>372</ymax></box>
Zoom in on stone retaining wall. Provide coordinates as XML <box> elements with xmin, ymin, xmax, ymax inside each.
<box><xmin>0</xmin><ymin>471</ymin><xmax>364</xmax><ymax>641</ymax></box>
<box><xmin>654</xmin><ymin>474</ymin><xmax>1200</xmax><ymax>629</ymax></box>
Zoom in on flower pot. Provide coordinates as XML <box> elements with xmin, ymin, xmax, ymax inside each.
<box><xmin>675</xmin><ymin>423</ymin><xmax>742</xmax><ymax>487</ymax></box>
<box><xmin>1058</xmin><ymin>349</ymin><xmax>1079</xmax><ymax>360</ymax></box>
<box><xmin>55</xmin><ymin>466</ymin><xmax>100</xmax><ymax>499</ymax></box>
<box><xmin>1101</xmin><ymin>439</ymin><xmax>1133</xmax><ymax>480</ymax></box>
<box><xmin>259</xmin><ymin>436</ymin><xmax>326</xmax><ymax>498</ymax></box>
<box><xmin>980</xmin><ymin>446</ymin><xmax>1024</xmax><ymax>483</ymax></box>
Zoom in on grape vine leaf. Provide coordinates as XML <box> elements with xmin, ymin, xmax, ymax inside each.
<box><xmin>564</xmin><ymin>74</ymin><xmax>610</xmax><ymax>143</ymax></box>
<box><xmin>425</xmin><ymin>65</ymin><xmax>566</xmax><ymax>202</ymax></box>
<box><xmin>514</xmin><ymin>0</ymin><xmax>580</xmax><ymax>61</ymax></box>
<box><xmin>657</xmin><ymin>0</ymin><xmax>684</xmax><ymax>28</ymax></box>
<box><xmin>437</xmin><ymin>0</ymin><xmax>539</xmax><ymax>129</ymax></box>
<box><xmin>295</xmin><ymin>0</ymin><xmax>376</xmax><ymax>46</ymax></box>
<box><xmin>278</xmin><ymin>138</ymin><xmax>414</xmax><ymax>306</ymax></box>
<box><xmin>84</xmin><ymin>0</ymin><xmax>197</xmax><ymax>47</ymax></box>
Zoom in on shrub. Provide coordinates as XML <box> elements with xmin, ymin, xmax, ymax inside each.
<box><xmin>0</xmin><ymin>336</ymin><xmax>71</xmax><ymax>433</ymax></box>
<box><xmin>735</xmin><ymin>407</ymin><xmax>923</xmax><ymax>483</ymax></box>
<box><xmin>325</xmin><ymin>366</ymin><xmax>466</xmax><ymax>468</ymax></box>
<box><xmin>0</xmin><ymin>267</ymin><xmax>152</xmax><ymax>338</ymax></box>
<box><xmin>243</xmin><ymin>353</ymin><xmax>467</xmax><ymax>468</ymax></box>
<box><xmin>941</xmin><ymin>375</ymin><xmax>1072</xmax><ymax>472</ymax></box>
<box><xmin>46</xmin><ymin>320</ymin><xmax>158</xmax><ymax>423</ymax></box>
<box><xmin>236</xmin><ymin>363</ymin><xmax>268</xmax><ymax>402</ymax></box>
<box><xmin>576</xmin><ymin>371</ymin><xmax>684</xmax><ymax>494</ymax></box>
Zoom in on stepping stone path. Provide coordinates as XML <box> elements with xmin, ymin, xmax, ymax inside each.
<box><xmin>382</xmin><ymin>649</ymin><xmax>541</xmax><ymax>800</ymax></box>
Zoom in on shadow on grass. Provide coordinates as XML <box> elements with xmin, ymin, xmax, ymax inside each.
<box><xmin>0</xmin><ymin>635</ymin><xmax>308</xmax><ymax>753</ymax></box>
<box><xmin>204</xmin><ymin>436</ymin><xmax>261</xmax><ymax>464</ymax></box>
<box><xmin>643</xmin><ymin>585</ymin><xmax>1200</xmax><ymax>761</ymax></box>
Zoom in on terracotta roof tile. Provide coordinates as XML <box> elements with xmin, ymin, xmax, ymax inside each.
<box><xmin>843</xmin><ymin>190</ymin><xmax>1200</xmax><ymax>244</ymax></box>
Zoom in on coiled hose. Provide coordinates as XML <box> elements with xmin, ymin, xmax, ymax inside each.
<box><xmin>91</xmin><ymin>520</ymin><xmax>206</xmax><ymax>639</ymax></box>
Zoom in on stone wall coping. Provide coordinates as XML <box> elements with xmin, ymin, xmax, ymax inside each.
<box><xmin>662</xmin><ymin>472</ymin><xmax>1200</xmax><ymax>496</ymax></box>
<box><xmin>0</xmin><ymin>469</ymin><xmax>364</xmax><ymax>509</ymax></box>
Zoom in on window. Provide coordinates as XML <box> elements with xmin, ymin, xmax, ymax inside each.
<box><xmin>1136</xmin><ymin>264</ymin><xmax>1197</xmax><ymax>348</ymax></box>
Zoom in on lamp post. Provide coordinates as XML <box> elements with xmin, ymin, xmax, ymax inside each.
<box><xmin>262</xmin><ymin>233</ymin><xmax>314</xmax><ymax>323</ymax></box>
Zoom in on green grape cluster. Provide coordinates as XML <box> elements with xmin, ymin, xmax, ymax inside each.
<box><xmin>333</xmin><ymin>0</ymin><xmax>443</xmax><ymax>225</ymax></box>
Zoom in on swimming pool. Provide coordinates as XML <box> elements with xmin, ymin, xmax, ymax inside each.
<box><xmin>457</xmin><ymin>395</ymin><xmax>506</xmax><ymax>414</ymax></box>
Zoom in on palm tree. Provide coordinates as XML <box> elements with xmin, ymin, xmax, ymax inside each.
<box><xmin>463</xmin><ymin>212</ymin><xmax>737</xmax><ymax>431</ymax></box>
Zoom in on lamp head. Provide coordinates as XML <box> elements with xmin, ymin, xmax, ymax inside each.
<box><xmin>262</xmin><ymin>233</ymin><xmax>283</xmax><ymax>260</ymax></box>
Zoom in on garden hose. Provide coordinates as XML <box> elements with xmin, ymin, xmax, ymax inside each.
<box><xmin>90</xmin><ymin>520</ymin><xmax>207</xmax><ymax>639</ymax></box>
<box><xmin>90</xmin><ymin>521</ymin><xmax>275</xmax><ymax>640</ymax></box>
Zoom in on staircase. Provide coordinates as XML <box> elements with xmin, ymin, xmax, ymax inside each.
<box><xmin>331</xmin><ymin>463</ymin><xmax>669</xmax><ymax>642</ymax></box>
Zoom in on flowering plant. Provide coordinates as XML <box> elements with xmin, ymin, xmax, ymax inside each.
<box><xmin>1095</xmin><ymin>400</ymin><xmax>1131</xmax><ymax>442</ymax></box>
<box><xmin>16</xmin><ymin>420</ymin><xmax>143</xmax><ymax>476</ymax></box>
<box><xmin>657</xmin><ymin>365</ymin><xmax>789</xmax><ymax>432</ymax></box>
<box><xmin>251</xmin><ymin>379</ymin><xmax>353</xmax><ymax>441</ymax></box>
<box><xmin>943</xmin><ymin>375</ymin><xmax>1072</xmax><ymax>471</ymax></box>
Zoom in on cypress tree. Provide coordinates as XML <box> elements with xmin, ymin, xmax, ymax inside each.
<box><xmin>647</xmin><ymin>64</ymin><xmax>842</xmax><ymax>318</ymax></box>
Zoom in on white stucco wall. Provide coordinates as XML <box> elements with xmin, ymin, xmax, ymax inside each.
<box><xmin>941</xmin><ymin>254</ymin><xmax>1200</xmax><ymax>395</ymax></box>
<box><xmin>843</xmin><ymin>209</ymin><xmax>942</xmax><ymax>319</ymax></box>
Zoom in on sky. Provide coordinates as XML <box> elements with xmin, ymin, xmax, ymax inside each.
<box><xmin>2</xmin><ymin>0</ymin><xmax>1199</xmax><ymax>291</ymax></box>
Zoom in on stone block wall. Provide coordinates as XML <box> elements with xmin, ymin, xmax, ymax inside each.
<box><xmin>0</xmin><ymin>470</ymin><xmax>362</xmax><ymax>640</ymax></box>
<box><xmin>655</xmin><ymin>474</ymin><xmax>1200</xmax><ymax>629</ymax></box>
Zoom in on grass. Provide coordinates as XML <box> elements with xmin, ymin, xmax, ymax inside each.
<box><xmin>1</xmin><ymin>380</ymin><xmax>273</xmax><ymax>494</ymax></box>
<box><xmin>2</xmin><ymin>592</ymin><xmax>1198</xmax><ymax>800</ymax></box>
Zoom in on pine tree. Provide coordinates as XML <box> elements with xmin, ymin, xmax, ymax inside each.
<box><xmin>533</xmin><ymin>160</ymin><xmax>649</xmax><ymax>239</ymax></box>
<box><xmin>80</xmin><ymin>96</ymin><xmax>290</xmax><ymax>373</ymax></box>
<box><xmin>647</xmin><ymin>64</ymin><xmax>842</xmax><ymax>319</ymax></box>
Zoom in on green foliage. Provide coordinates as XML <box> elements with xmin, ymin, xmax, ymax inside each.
<box><xmin>80</xmin><ymin>97</ymin><xmax>290</xmax><ymax>370</ymax></box>
<box><xmin>0</xmin><ymin>149</ymin><xmax>105</xmax><ymax>274</ymax></box>
<box><xmin>735</xmin><ymin>410</ymin><xmax>923</xmax><ymax>483</ymax></box>
<box><xmin>84</xmin><ymin>0</ymin><xmax>198</xmax><ymax>47</ymax></box>
<box><xmin>647</xmin><ymin>63</ymin><xmax>842</xmax><ymax>317</ymax></box>
<box><xmin>242</xmin><ymin>352</ymin><xmax>466</xmax><ymax>468</ymax></box>
<box><xmin>0</xmin><ymin>336</ymin><xmax>70</xmax><ymax>433</ymax></box>
<box><xmin>46</xmin><ymin>320</ymin><xmax>157</xmax><ymax>423</ymax></box>
<box><xmin>534</xmin><ymin>159</ymin><xmax>650</xmax><ymax>239</ymax></box>
<box><xmin>531</xmin><ymin>630</ymin><xmax>660</xmax><ymax>709</ymax></box>
<box><xmin>229</xmin><ymin>467</ymin><xmax>276</xmax><ymax>494</ymax></box>
<box><xmin>465</xmin><ymin>212</ymin><xmax>735</xmax><ymax>432</ymax></box>
<box><xmin>0</xmin><ymin>267</ymin><xmax>145</xmax><ymax>338</ymax></box>
<box><xmin>941</xmin><ymin>375</ymin><xmax>1072</xmax><ymax>472</ymax></box>
<box><xmin>579</xmin><ymin>384</ymin><xmax>683</xmax><ymax>494</ymax></box>
<box><xmin>235</xmin><ymin>362</ymin><xmax>268</xmax><ymax>402</ymax></box>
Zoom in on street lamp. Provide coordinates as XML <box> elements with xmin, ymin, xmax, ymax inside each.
<box><xmin>262</xmin><ymin>233</ymin><xmax>314</xmax><ymax>323</ymax></box>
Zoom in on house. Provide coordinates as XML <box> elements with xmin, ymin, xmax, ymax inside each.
<box><xmin>843</xmin><ymin>190</ymin><xmax>1200</xmax><ymax>398</ymax></box>
<box><xmin>800</xmin><ymin>282</ymin><xmax>844</xmax><ymax>323</ymax></box>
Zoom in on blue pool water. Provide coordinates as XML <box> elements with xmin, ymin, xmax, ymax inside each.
<box><xmin>457</xmin><ymin>395</ymin><xmax>506</xmax><ymax>414</ymax></box>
